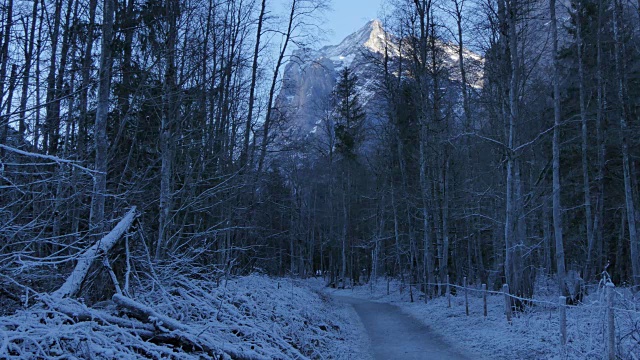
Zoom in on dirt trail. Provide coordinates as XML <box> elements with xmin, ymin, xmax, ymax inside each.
<box><xmin>334</xmin><ymin>295</ymin><xmax>470</xmax><ymax>360</ymax></box>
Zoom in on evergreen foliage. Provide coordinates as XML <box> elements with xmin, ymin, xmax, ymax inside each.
<box><xmin>333</xmin><ymin>67</ymin><xmax>366</xmax><ymax>160</ymax></box>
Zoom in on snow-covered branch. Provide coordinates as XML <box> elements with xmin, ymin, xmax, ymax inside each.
<box><xmin>51</xmin><ymin>207</ymin><xmax>137</xmax><ymax>299</ymax></box>
<box><xmin>0</xmin><ymin>143</ymin><xmax>100</xmax><ymax>175</ymax></box>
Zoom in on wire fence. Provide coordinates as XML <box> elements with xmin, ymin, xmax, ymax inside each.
<box><xmin>396</xmin><ymin>276</ymin><xmax>640</xmax><ymax>360</ymax></box>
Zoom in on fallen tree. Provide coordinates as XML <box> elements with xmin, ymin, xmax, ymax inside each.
<box><xmin>51</xmin><ymin>207</ymin><xmax>137</xmax><ymax>300</ymax></box>
<box><xmin>0</xmin><ymin>273</ymin><xmax>345</xmax><ymax>359</ymax></box>
<box><xmin>1</xmin><ymin>206</ymin><xmax>351</xmax><ymax>359</ymax></box>
<box><xmin>2</xmin><ymin>207</ymin><xmax>242</xmax><ymax>358</ymax></box>
<box><xmin>113</xmin><ymin>293</ymin><xmax>187</xmax><ymax>332</ymax></box>
<box><xmin>45</xmin><ymin>297</ymin><xmax>242</xmax><ymax>359</ymax></box>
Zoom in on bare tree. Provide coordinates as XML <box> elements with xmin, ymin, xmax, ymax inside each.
<box><xmin>612</xmin><ymin>0</ymin><xmax>639</xmax><ymax>286</ymax></box>
<box><xmin>550</xmin><ymin>0</ymin><xmax>567</xmax><ymax>295</ymax></box>
<box><xmin>156</xmin><ymin>0</ymin><xmax>180</xmax><ymax>260</ymax></box>
<box><xmin>241</xmin><ymin>0</ymin><xmax>267</xmax><ymax>168</ymax></box>
<box><xmin>576</xmin><ymin>0</ymin><xmax>595</xmax><ymax>282</ymax></box>
<box><xmin>90</xmin><ymin>0</ymin><xmax>115</xmax><ymax>235</ymax></box>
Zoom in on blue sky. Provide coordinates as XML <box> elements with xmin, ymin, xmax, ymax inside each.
<box><xmin>323</xmin><ymin>0</ymin><xmax>385</xmax><ymax>45</ymax></box>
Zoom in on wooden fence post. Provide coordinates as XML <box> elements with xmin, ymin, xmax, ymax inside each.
<box><xmin>606</xmin><ymin>283</ymin><xmax>615</xmax><ymax>360</ymax></box>
<box><xmin>446</xmin><ymin>275</ymin><xmax>451</xmax><ymax>308</ymax></box>
<box><xmin>482</xmin><ymin>284</ymin><xmax>487</xmax><ymax>318</ymax></box>
<box><xmin>464</xmin><ymin>277</ymin><xmax>469</xmax><ymax>316</ymax></box>
<box><xmin>559</xmin><ymin>296</ymin><xmax>566</xmax><ymax>347</ymax></box>
<box><xmin>424</xmin><ymin>276</ymin><xmax>428</xmax><ymax>304</ymax></box>
<box><xmin>387</xmin><ymin>276</ymin><xmax>390</xmax><ymax>295</ymax></box>
<box><xmin>503</xmin><ymin>284</ymin><xmax>512</xmax><ymax>323</ymax></box>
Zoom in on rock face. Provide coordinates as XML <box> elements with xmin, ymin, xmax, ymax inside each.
<box><xmin>276</xmin><ymin>20</ymin><xmax>389</xmax><ymax>142</ymax></box>
<box><xmin>275</xmin><ymin>19</ymin><xmax>483</xmax><ymax>146</ymax></box>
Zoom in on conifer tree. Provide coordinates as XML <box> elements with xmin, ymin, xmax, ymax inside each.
<box><xmin>332</xmin><ymin>66</ymin><xmax>365</xmax><ymax>287</ymax></box>
<box><xmin>333</xmin><ymin>67</ymin><xmax>365</xmax><ymax>160</ymax></box>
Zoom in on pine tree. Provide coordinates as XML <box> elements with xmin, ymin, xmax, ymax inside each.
<box><xmin>331</xmin><ymin>66</ymin><xmax>366</xmax><ymax>287</ymax></box>
<box><xmin>333</xmin><ymin>67</ymin><xmax>365</xmax><ymax>160</ymax></box>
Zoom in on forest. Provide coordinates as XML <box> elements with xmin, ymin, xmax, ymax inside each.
<box><xmin>0</xmin><ymin>0</ymin><xmax>639</xmax><ymax>341</ymax></box>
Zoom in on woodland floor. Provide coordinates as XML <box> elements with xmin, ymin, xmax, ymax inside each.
<box><xmin>1</xmin><ymin>274</ymin><xmax>638</xmax><ymax>359</ymax></box>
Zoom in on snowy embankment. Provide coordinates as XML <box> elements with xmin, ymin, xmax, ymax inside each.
<box><xmin>327</xmin><ymin>278</ymin><xmax>640</xmax><ymax>360</ymax></box>
<box><xmin>0</xmin><ymin>274</ymin><xmax>370</xmax><ymax>359</ymax></box>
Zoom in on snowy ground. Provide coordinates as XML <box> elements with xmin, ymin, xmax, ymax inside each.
<box><xmin>2</xmin><ymin>273</ymin><xmax>637</xmax><ymax>359</ymax></box>
<box><xmin>0</xmin><ymin>274</ymin><xmax>372</xmax><ymax>359</ymax></box>
<box><xmin>324</xmin><ymin>277</ymin><xmax>640</xmax><ymax>360</ymax></box>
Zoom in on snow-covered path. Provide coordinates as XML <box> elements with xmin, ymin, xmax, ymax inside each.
<box><xmin>334</xmin><ymin>295</ymin><xmax>470</xmax><ymax>360</ymax></box>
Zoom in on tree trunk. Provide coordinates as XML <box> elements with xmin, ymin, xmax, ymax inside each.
<box><xmin>18</xmin><ymin>0</ymin><xmax>38</xmax><ymax>137</ymax></box>
<box><xmin>78</xmin><ymin>0</ymin><xmax>97</xmax><ymax>159</ymax></box>
<box><xmin>241</xmin><ymin>0</ymin><xmax>266</xmax><ymax>168</ymax></box>
<box><xmin>33</xmin><ymin>2</ymin><xmax>45</xmax><ymax>150</ymax></box>
<box><xmin>419</xmin><ymin>124</ymin><xmax>434</xmax><ymax>296</ymax></box>
<box><xmin>576</xmin><ymin>7</ymin><xmax>595</xmax><ymax>282</ymax></box>
<box><xmin>341</xmin><ymin>172</ymin><xmax>349</xmax><ymax>288</ymax></box>
<box><xmin>550</xmin><ymin>0</ymin><xmax>567</xmax><ymax>295</ymax></box>
<box><xmin>612</xmin><ymin>0</ymin><xmax>640</xmax><ymax>285</ymax></box>
<box><xmin>43</xmin><ymin>0</ymin><xmax>63</xmax><ymax>154</ymax></box>
<box><xmin>543</xmin><ymin>198</ymin><xmax>552</xmax><ymax>274</ymax></box>
<box><xmin>391</xmin><ymin>184</ymin><xmax>403</xmax><ymax>287</ymax></box>
<box><xmin>0</xmin><ymin>0</ymin><xmax>13</xmax><ymax>149</ymax></box>
<box><xmin>440</xmin><ymin>156</ymin><xmax>450</xmax><ymax>286</ymax></box>
<box><xmin>257</xmin><ymin>0</ymin><xmax>296</xmax><ymax>174</ymax></box>
<box><xmin>1</xmin><ymin>64</ymin><xmax>17</xmax><ymax>150</ymax></box>
<box><xmin>454</xmin><ymin>0</ymin><xmax>471</xmax><ymax>130</ymax></box>
<box><xmin>503</xmin><ymin>0</ymin><xmax>517</xmax><ymax>293</ymax></box>
<box><xmin>52</xmin><ymin>207</ymin><xmax>137</xmax><ymax>299</ymax></box>
<box><xmin>156</xmin><ymin>0</ymin><xmax>180</xmax><ymax>260</ymax></box>
<box><xmin>594</xmin><ymin>0</ymin><xmax>606</xmax><ymax>275</ymax></box>
<box><xmin>90</xmin><ymin>0</ymin><xmax>115</xmax><ymax>236</ymax></box>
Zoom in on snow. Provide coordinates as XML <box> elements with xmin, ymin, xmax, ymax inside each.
<box><xmin>330</xmin><ymin>54</ymin><xmax>356</xmax><ymax>71</ymax></box>
<box><xmin>1</xmin><ymin>274</ymin><xmax>371</xmax><ymax>359</ymax></box>
<box><xmin>324</xmin><ymin>277</ymin><xmax>640</xmax><ymax>360</ymax></box>
<box><xmin>4</xmin><ymin>272</ymin><xmax>638</xmax><ymax>359</ymax></box>
<box><xmin>363</xmin><ymin>19</ymin><xmax>388</xmax><ymax>55</ymax></box>
<box><xmin>323</xmin><ymin>19</ymin><xmax>392</xmax><ymax>60</ymax></box>
<box><xmin>51</xmin><ymin>207</ymin><xmax>137</xmax><ymax>300</ymax></box>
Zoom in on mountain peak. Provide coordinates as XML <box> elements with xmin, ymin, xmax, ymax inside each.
<box><xmin>367</xmin><ymin>19</ymin><xmax>383</xmax><ymax>32</ymax></box>
<box><xmin>327</xmin><ymin>19</ymin><xmax>388</xmax><ymax>57</ymax></box>
<box><xmin>362</xmin><ymin>19</ymin><xmax>387</xmax><ymax>53</ymax></box>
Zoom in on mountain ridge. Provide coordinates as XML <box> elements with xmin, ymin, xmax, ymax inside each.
<box><xmin>276</xmin><ymin>19</ymin><xmax>483</xmax><ymax>145</ymax></box>
<box><xmin>277</xmin><ymin>20</ymin><xmax>388</xmax><ymax>140</ymax></box>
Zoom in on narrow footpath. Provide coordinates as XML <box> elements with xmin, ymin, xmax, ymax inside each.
<box><xmin>334</xmin><ymin>295</ymin><xmax>470</xmax><ymax>360</ymax></box>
